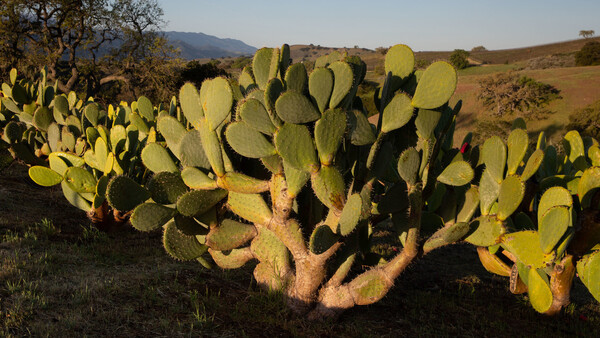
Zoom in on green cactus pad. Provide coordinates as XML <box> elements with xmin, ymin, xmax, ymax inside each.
<box><xmin>63</xmin><ymin>167</ymin><xmax>97</xmax><ymax>193</ymax></box>
<box><xmin>437</xmin><ymin>161</ymin><xmax>474</xmax><ymax>187</ymax></box>
<box><xmin>537</xmin><ymin>186</ymin><xmax>572</xmax><ymax>221</ymax></box>
<box><xmin>314</xmin><ymin>109</ymin><xmax>346</xmax><ymax>165</ymax></box>
<box><xmin>397</xmin><ymin>148</ymin><xmax>420</xmax><ymax>186</ymax></box>
<box><xmin>528</xmin><ymin>269</ymin><xmax>553</xmax><ymax>313</ymax></box>
<box><xmin>348</xmin><ymin>271</ymin><xmax>388</xmax><ymax>305</ymax></box>
<box><xmin>179</xmin><ymin>83</ymin><xmax>204</xmax><ymax>126</ymax></box>
<box><xmin>424</xmin><ymin>222</ymin><xmax>471</xmax><ymax>252</ymax></box>
<box><xmin>206</xmin><ymin>219</ymin><xmax>257</xmax><ymax>251</ymax></box>
<box><xmin>496</xmin><ymin>175</ymin><xmax>525</xmax><ymax>221</ymax></box>
<box><xmin>520</xmin><ymin>149</ymin><xmax>544</xmax><ymax>181</ymax></box>
<box><xmin>501</xmin><ymin>231</ymin><xmax>555</xmax><ymax>268</ymax></box>
<box><xmin>381</xmin><ymin>92</ymin><xmax>413</xmax><ymax>133</ymax></box>
<box><xmin>106</xmin><ymin>176</ymin><xmax>150</xmax><ymax>212</ymax></box>
<box><xmin>539</xmin><ymin>206</ymin><xmax>570</xmax><ymax>254</ymax></box>
<box><xmin>577</xmin><ymin>251</ymin><xmax>600</xmax><ymax>302</ymax></box>
<box><xmin>227</xmin><ymin>191</ymin><xmax>273</xmax><ymax>225</ymax></box>
<box><xmin>136</xmin><ymin>96</ymin><xmax>154</xmax><ymax>121</ymax></box>
<box><xmin>141</xmin><ymin>143</ymin><xmax>178</xmax><ymax>173</ymax></box>
<box><xmin>29</xmin><ymin>166</ymin><xmax>62</xmax><ymax>186</ymax></box>
<box><xmin>348</xmin><ymin>110</ymin><xmax>376</xmax><ymax>146</ymax></box>
<box><xmin>506</xmin><ymin>128</ymin><xmax>528</xmax><ymax>175</ymax></box>
<box><xmin>283</xmin><ymin>160</ymin><xmax>310</xmax><ymax>198</ymax></box>
<box><xmin>384</xmin><ymin>44</ymin><xmax>415</xmax><ymax>86</ymax></box>
<box><xmin>210</xmin><ymin>248</ymin><xmax>254</xmax><ymax>269</ymax></box>
<box><xmin>284</xmin><ymin>63</ymin><xmax>308</xmax><ymax>93</ymax></box>
<box><xmin>513</xmin><ymin>212</ymin><xmax>535</xmax><ymax>230</ymax></box>
<box><xmin>309</xmin><ymin>225</ymin><xmax>340</xmax><ymax>255</ymax></box>
<box><xmin>578</xmin><ymin>166</ymin><xmax>600</xmax><ymax>208</ymax></box>
<box><xmin>274</xmin><ymin>91</ymin><xmax>320</xmax><ymax>124</ymax></box>
<box><xmin>130</xmin><ymin>203</ymin><xmax>177</xmax><ymax>231</ymax></box>
<box><xmin>457</xmin><ymin>186</ymin><xmax>480</xmax><ymax>223</ymax></box>
<box><xmin>563</xmin><ymin>130</ymin><xmax>585</xmax><ymax>165</ymax></box>
<box><xmin>264</xmin><ymin>78</ymin><xmax>284</xmax><ymax>114</ymax></box>
<box><xmin>180</xmin><ymin>167</ymin><xmax>217</xmax><ymax>190</ymax></box>
<box><xmin>83</xmin><ymin>103</ymin><xmax>100</xmax><ymax>127</ymax></box>
<box><xmin>482</xmin><ymin>136</ymin><xmax>507</xmax><ymax>183</ymax></box>
<box><xmin>477</xmin><ymin>247</ymin><xmax>511</xmax><ymax>277</ymax></box>
<box><xmin>238</xmin><ymin>66</ymin><xmax>256</xmax><ymax>94</ymax></box>
<box><xmin>147</xmin><ymin>171</ymin><xmax>189</xmax><ymax>205</ymax></box>
<box><xmin>252</xmin><ymin>48</ymin><xmax>273</xmax><ymax>90</ymax></box>
<box><xmin>311</xmin><ymin>166</ymin><xmax>346</xmax><ymax>211</ymax></box>
<box><xmin>238</xmin><ymin>99</ymin><xmax>276</xmax><ymax>135</ymax></box>
<box><xmin>131</xmin><ymin>114</ymin><xmax>151</xmax><ymax>135</ymax></box>
<box><xmin>198</xmin><ymin>119</ymin><xmax>225</xmax><ymax>176</ymax></box>
<box><xmin>338</xmin><ymin>194</ymin><xmax>363</xmax><ymax>236</ymax></box>
<box><xmin>176</xmin><ymin>189</ymin><xmax>227</xmax><ymax>217</ymax></box>
<box><xmin>32</xmin><ymin>107</ymin><xmax>53</xmax><ymax>132</ymax></box>
<box><xmin>177</xmin><ymin>130</ymin><xmax>211</xmax><ymax>169</ymax></box>
<box><xmin>328</xmin><ymin>61</ymin><xmax>354</xmax><ymax>109</ymax></box>
<box><xmin>3</xmin><ymin>121</ymin><xmax>22</xmax><ymax>143</ymax></box>
<box><xmin>464</xmin><ymin>215</ymin><xmax>506</xmax><ymax>247</ymax></box>
<box><xmin>411</xmin><ymin>61</ymin><xmax>457</xmax><ymax>109</ymax></box>
<box><xmin>61</xmin><ymin>181</ymin><xmax>91</xmax><ymax>211</ymax></box>
<box><xmin>251</xmin><ymin>227</ymin><xmax>290</xmax><ymax>268</ymax></box>
<box><xmin>415</xmin><ymin>109</ymin><xmax>441</xmax><ymax>139</ymax></box>
<box><xmin>163</xmin><ymin>220</ymin><xmax>208</xmax><ymax>261</ymax></box>
<box><xmin>217</xmin><ymin>172</ymin><xmax>269</xmax><ymax>193</ymax></box>
<box><xmin>274</xmin><ymin>123</ymin><xmax>319</xmax><ymax>173</ymax></box>
<box><xmin>157</xmin><ymin>115</ymin><xmax>187</xmax><ymax>149</ymax></box>
<box><xmin>225</xmin><ymin>121</ymin><xmax>276</xmax><ymax>158</ymax></box>
<box><xmin>199</xmin><ymin>77</ymin><xmax>233</xmax><ymax>130</ymax></box>
<box><xmin>309</xmin><ymin>68</ymin><xmax>334</xmax><ymax>113</ymax></box>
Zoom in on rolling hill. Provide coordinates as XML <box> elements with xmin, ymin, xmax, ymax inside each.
<box><xmin>164</xmin><ymin>31</ymin><xmax>257</xmax><ymax>59</ymax></box>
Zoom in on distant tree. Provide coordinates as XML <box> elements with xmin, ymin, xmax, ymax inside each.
<box><xmin>579</xmin><ymin>30</ymin><xmax>595</xmax><ymax>39</ymax></box>
<box><xmin>375</xmin><ymin>47</ymin><xmax>389</xmax><ymax>55</ymax></box>
<box><xmin>0</xmin><ymin>0</ymin><xmax>175</xmax><ymax>101</ymax></box>
<box><xmin>177</xmin><ymin>60</ymin><xmax>228</xmax><ymax>89</ymax></box>
<box><xmin>478</xmin><ymin>72</ymin><xmax>561</xmax><ymax>117</ymax></box>
<box><xmin>471</xmin><ymin>46</ymin><xmax>487</xmax><ymax>52</ymax></box>
<box><xmin>415</xmin><ymin>58</ymin><xmax>431</xmax><ymax>69</ymax></box>
<box><xmin>449</xmin><ymin>49</ymin><xmax>470</xmax><ymax>69</ymax></box>
<box><xmin>575</xmin><ymin>41</ymin><xmax>600</xmax><ymax>66</ymax></box>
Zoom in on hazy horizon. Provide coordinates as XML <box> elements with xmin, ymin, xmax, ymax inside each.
<box><xmin>158</xmin><ymin>0</ymin><xmax>600</xmax><ymax>51</ymax></box>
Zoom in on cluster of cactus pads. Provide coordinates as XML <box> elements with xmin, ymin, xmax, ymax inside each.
<box><xmin>1</xmin><ymin>43</ymin><xmax>598</xmax><ymax>319</ymax></box>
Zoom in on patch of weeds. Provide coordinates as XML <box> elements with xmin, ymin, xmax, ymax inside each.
<box><xmin>79</xmin><ymin>224</ymin><xmax>108</xmax><ymax>243</ymax></box>
<box><xmin>189</xmin><ymin>289</ymin><xmax>216</xmax><ymax>328</ymax></box>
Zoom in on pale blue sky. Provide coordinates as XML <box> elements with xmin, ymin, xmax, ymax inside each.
<box><xmin>158</xmin><ymin>0</ymin><xmax>600</xmax><ymax>51</ymax></box>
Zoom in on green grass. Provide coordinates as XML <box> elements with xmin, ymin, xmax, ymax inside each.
<box><xmin>457</xmin><ymin>63</ymin><xmax>522</xmax><ymax>76</ymax></box>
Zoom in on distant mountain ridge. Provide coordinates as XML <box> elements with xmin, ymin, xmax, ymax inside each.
<box><xmin>164</xmin><ymin>31</ymin><xmax>257</xmax><ymax>59</ymax></box>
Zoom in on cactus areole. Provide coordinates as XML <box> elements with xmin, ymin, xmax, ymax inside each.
<box><xmin>11</xmin><ymin>43</ymin><xmax>599</xmax><ymax>319</ymax></box>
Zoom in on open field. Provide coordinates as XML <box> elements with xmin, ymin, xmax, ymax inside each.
<box><xmin>1</xmin><ymin>163</ymin><xmax>599</xmax><ymax>336</ymax></box>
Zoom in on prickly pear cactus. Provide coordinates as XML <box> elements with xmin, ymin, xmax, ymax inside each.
<box><xmin>106</xmin><ymin>43</ymin><xmax>486</xmax><ymax>319</ymax></box>
<box><xmin>470</xmin><ymin>124</ymin><xmax>600</xmax><ymax>314</ymax></box>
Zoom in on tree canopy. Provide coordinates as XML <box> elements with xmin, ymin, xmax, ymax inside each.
<box><xmin>0</xmin><ymin>0</ymin><xmax>177</xmax><ymax>101</ymax></box>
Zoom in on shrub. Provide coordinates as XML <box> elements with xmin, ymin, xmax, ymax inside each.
<box><xmin>575</xmin><ymin>41</ymin><xmax>600</xmax><ymax>66</ymax></box>
<box><xmin>449</xmin><ymin>49</ymin><xmax>470</xmax><ymax>69</ymax></box>
<box><xmin>566</xmin><ymin>99</ymin><xmax>600</xmax><ymax>139</ymax></box>
<box><xmin>471</xmin><ymin>46</ymin><xmax>487</xmax><ymax>52</ymax></box>
<box><xmin>177</xmin><ymin>60</ymin><xmax>229</xmax><ymax>88</ymax></box>
<box><xmin>477</xmin><ymin>72</ymin><xmax>560</xmax><ymax>116</ymax></box>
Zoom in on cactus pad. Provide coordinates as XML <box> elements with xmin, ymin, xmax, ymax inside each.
<box><xmin>411</xmin><ymin>61</ymin><xmax>457</xmax><ymax>109</ymax></box>
<box><xmin>384</xmin><ymin>44</ymin><xmax>415</xmax><ymax>87</ymax></box>
<box><xmin>464</xmin><ymin>215</ymin><xmax>505</xmax><ymax>247</ymax></box>
<box><xmin>381</xmin><ymin>92</ymin><xmax>413</xmax><ymax>133</ymax></box>
<box><xmin>206</xmin><ymin>219</ymin><xmax>257</xmax><ymax>251</ymax></box>
<box><xmin>527</xmin><ymin>269</ymin><xmax>553</xmax><ymax>313</ymax></box>
<box><xmin>147</xmin><ymin>172</ymin><xmax>189</xmax><ymax>204</ymax></box>
<box><xmin>179</xmin><ymin>83</ymin><xmax>204</xmax><ymax>125</ymax></box>
<box><xmin>225</xmin><ymin>121</ymin><xmax>276</xmax><ymax>158</ymax></box>
<box><xmin>29</xmin><ymin>166</ymin><xmax>62</xmax><ymax>186</ymax></box>
<box><xmin>274</xmin><ymin>123</ymin><xmax>319</xmax><ymax>173</ymax></box>
<box><xmin>338</xmin><ymin>194</ymin><xmax>363</xmax><ymax>236</ymax></box>
<box><xmin>520</xmin><ymin>149</ymin><xmax>544</xmax><ymax>181</ymax></box>
<box><xmin>437</xmin><ymin>161</ymin><xmax>474</xmax><ymax>186</ymax></box>
<box><xmin>227</xmin><ymin>191</ymin><xmax>273</xmax><ymax>225</ymax></box>
<box><xmin>506</xmin><ymin>128</ymin><xmax>528</xmax><ymax>175</ymax></box>
<box><xmin>163</xmin><ymin>220</ymin><xmax>208</xmax><ymax>261</ymax></box>
<box><xmin>141</xmin><ymin>143</ymin><xmax>178</xmax><ymax>173</ymax></box>
<box><xmin>314</xmin><ymin>109</ymin><xmax>346</xmax><ymax>165</ymax></box>
<box><xmin>397</xmin><ymin>148</ymin><xmax>420</xmax><ymax>186</ymax></box>
<box><xmin>328</xmin><ymin>61</ymin><xmax>354</xmax><ymax>109</ymax></box>
<box><xmin>309</xmin><ymin>225</ymin><xmax>340</xmax><ymax>254</ymax></box>
<box><xmin>577</xmin><ymin>251</ymin><xmax>600</xmax><ymax>302</ymax></box>
<box><xmin>217</xmin><ymin>172</ymin><xmax>269</xmax><ymax>193</ymax></box>
<box><xmin>496</xmin><ymin>175</ymin><xmax>525</xmax><ymax>221</ymax></box>
<box><xmin>284</xmin><ymin>63</ymin><xmax>308</xmax><ymax>93</ymax></box>
<box><xmin>130</xmin><ymin>203</ymin><xmax>177</xmax><ymax>231</ymax></box>
<box><xmin>501</xmin><ymin>231</ymin><xmax>555</xmax><ymax>269</ymax></box>
<box><xmin>537</xmin><ymin>186</ymin><xmax>572</xmax><ymax>221</ymax></box>
<box><xmin>309</xmin><ymin>68</ymin><xmax>334</xmax><ymax>113</ymax></box>
<box><xmin>238</xmin><ymin>98</ymin><xmax>276</xmax><ymax>135</ymax></box>
<box><xmin>275</xmin><ymin>91</ymin><xmax>320</xmax><ymax>124</ymax></box>
<box><xmin>311</xmin><ymin>166</ymin><xmax>346</xmax><ymax>211</ymax></box>
<box><xmin>476</xmin><ymin>247</ymin><xmax>511</xmax><ymax>277</ymax></box>
<box><xmin>539</xmin><ymin>206</ymin><xmax>570</xmax><ymax>254</ymax></box>
<box><xmin>64</xmin><ymin>167</ymin><xmax>97</xmax><ymax>193</ymax></box>
<box><xmin>106</xmin><ymin>176</ymin><xmax>150</xmax><ymax>212</ymax></box>
<box><xmin>176</xmin><ymin>189</ymin><xmax>227</xmax><ymax>217</ymax></box>
<box><xmin>578</xmin><ymin>167</ymin><xmax>600</xmax><ymax>208</ymax></box>
<box><xmin>482</xmin><ymin>136</ymin><xmax>507</xmax><ymax>182</ymax></box>
<box><xmin>199</xmin><ymin>77</ymin><xmax>232</xmax><ymax>130</ymax></box>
